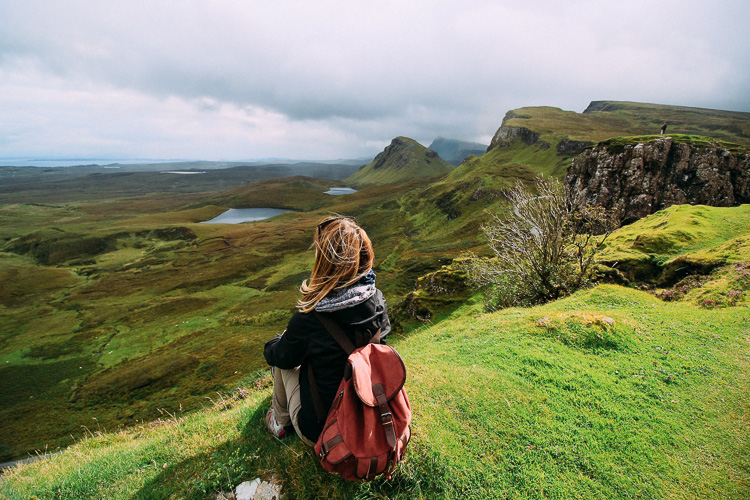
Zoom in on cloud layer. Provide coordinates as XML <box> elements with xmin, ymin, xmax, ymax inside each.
<box><xmin>1</xmin><ymin>1</ymin><xmax>748</xmax><ymax>160</ymax></box>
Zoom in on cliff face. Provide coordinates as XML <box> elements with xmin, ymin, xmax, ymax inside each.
<box><xmin>487</xmin><ymin>125</ymin><xmax>540</xmax><ymax>151</ymax></box>
<box><xmin>566</xmin><ymin>137</ymin><xmax>750</xmax><ymax>224</ymax></box>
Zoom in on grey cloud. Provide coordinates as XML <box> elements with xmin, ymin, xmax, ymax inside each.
<box><xmin>0</xmin><ymin>0</ymin><xmax>748</xmax><ymax>160</ymax></box>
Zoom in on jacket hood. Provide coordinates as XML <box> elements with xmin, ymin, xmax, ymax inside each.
<box><xmin>328</xmin><ymin>288</ymin><xmax>390</xmax><ymax>336</ymax></box>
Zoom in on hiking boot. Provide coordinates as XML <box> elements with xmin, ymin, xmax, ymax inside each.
<box><xmin>265</xmin><ymin>407</ymin><xmax>295</xmax><ymax>439</ymax></box>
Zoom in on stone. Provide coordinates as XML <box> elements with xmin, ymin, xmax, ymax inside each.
<box><xmin>566</xmin><ymin>137</ymin><xmax>750</xmax><ymax>225</ymax></box>
<box><xmin>234</xmin><ymin>477</ymin><xmax>281</xmax><ymax>500</ymax></box>
<box><xmin>593</xmin><ymin>315</ymin><xmax>615</xmax><ymax>327</ymax></box>
<box><xmin>535</xmin><ymin>317</ymin><xmax>552</xmax><ymax>327</ymax></box>
<box><xmin>234</xmin><ymin>479</ymin><xmax>260</xmax><ymax>500</ymax></box>
<box><xmin>254</xmin><ymin>480</ymin><xmax>282</xmax><ymax>500</ymax></box>
<box><xmin>556</xmin><ymin>138</ymin><xmax>594</xmax><ymax>155</ymax></box>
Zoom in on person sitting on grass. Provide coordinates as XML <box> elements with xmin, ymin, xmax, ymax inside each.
<box><xmin>263</xmin><ymin>215</ymin><xmax>391</xmax><ymax>445</ymax></box>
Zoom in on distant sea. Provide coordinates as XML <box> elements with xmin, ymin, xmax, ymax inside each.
<box><xmin>0</xmin><ymin>159</ymin><xmax>183</xmax><ymax>167</ymax></box>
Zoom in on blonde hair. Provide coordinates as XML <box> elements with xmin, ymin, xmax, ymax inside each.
<box><xmin>298</xmin><ymin>215</ymin><xmax>374</xmax><ymax>313</ymax></box>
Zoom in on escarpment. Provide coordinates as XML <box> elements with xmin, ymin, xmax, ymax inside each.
<box><xmin>566</xmin><ymin>137</ymin><xmax>750</xmax><ymax>224</ymax></box>
<box><xmin>487</xmin><ymin>125</ymin><xmax>540</xmax><ymax>151</ymax></box>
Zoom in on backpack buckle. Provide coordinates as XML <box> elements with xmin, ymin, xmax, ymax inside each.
<box><xmin>380</xmin><ymin>411</ymin><xmax>393</xmax><ymax>425</ymax></box>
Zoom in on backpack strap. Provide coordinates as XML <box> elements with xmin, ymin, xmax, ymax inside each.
<box><xmin>307</xmin><ymin>363</ymin><xmax>328</xmax><ymax>426</ymax></box>
<box><xmin>373</xmin><ymin>383</ymin><xmax>397</xmax><ymax>448</ymax></box>
<box><xmin>308</xmin><ymin>312</ymin><xmax>382</xmax><ymax>425</ymax></box>
<box><xmin>315</xmin><ymin>312</ymin><xmax>356</xmax><ymax>355</ymax></box>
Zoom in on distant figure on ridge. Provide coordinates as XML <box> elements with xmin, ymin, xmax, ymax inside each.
<box><xmin>660</xmin><ymin>123</ymin><xmax>667</xmax><ymax>135</ymax></box>
<box><xmin>263</xmin><ymin>215</ymin><xmax>391</xmax><ymax>446</ymax></box>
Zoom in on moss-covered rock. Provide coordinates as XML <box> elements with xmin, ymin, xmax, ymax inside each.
<box><xmin>391</xmin><ymin>263</ymin><xmax>470</xmax><ymax>324</ymax></box>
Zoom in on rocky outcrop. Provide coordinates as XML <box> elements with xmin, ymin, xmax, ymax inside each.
<box><xmin>487</xmin><ymin>126</ymin><xmax>539</xmax><ymax>151</ymax></box>
<box><xmin>557</xmin><ymin>138</ymin><xmax>594</xmax><ymax>156</ymax></box>
<box><xmin>391</xmin><ymin>264</ymin><xmax>470</xmax><ymax>324</ymax></box>
<box><xmin>566</xmin><ymin>137</ymin><xmax>750</xmax><ymax>224</ymax></box>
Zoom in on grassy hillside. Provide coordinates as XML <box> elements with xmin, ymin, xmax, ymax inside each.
<box><xmin>599</xmin><ymin>204</ymin><xmax>750</xmax><ymax>299</ymax></box>
<box><xmin>377</xmin><ymin>137</ymin><xmax>569</xmax><ymax>265</ymax></box>
<box><xmin>387</xmin><ymin>101</ymin><xmax>750</xmax><ymax>249</ymax></box>
<box><xmin>416</xmin><ymin>101</ymin><xmax>750</xmax><ymax>249</ymax></box>
<box><xmin>2</xmin><ymin>143</ymin><xmax>747</xmax><ymax>466</ymax></box>
<box><xmin>2</xmin><ymin>99</ymin><xmax>749</xmax><ymax>493</ymax></box>
<box><xmin>347</xmin><ymin>137</ymin><xmax>454</xmax><ymax>187</ymax></box>
<box><xmin>4</xmin><ymin>165</ymin><xmax>746</xmax><ymax>465</ymax></box>
<box><xmin>0</xmin><ymin>154</ymin><xmax>553</xmax><ymax>462</ymax></box>
<box><xmin>461</xmin><ymin>101</ymin><xmax>750</xmax><ymax>197</ymax></box>
<box><xmin>0</xmin><ymin>174</ymin><xmax>446</xmax><ymax>461</ymax></box>
<box><xmin>2</xmin><ymin>283</ymin><xmax>747</xmax><ymax>499</ymax></box>
<box><xmin>199</xmin><ymin>176</ymin><xmax>350</xmax><ymax>212</ymax></box>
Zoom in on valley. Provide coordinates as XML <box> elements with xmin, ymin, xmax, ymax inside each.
<box><xmin>1</xmin><ymin>100</ymin><xmax>749</xmax><ymax>499</ymax></box>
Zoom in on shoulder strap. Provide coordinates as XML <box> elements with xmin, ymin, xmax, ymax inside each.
<box><xmin>314</xmin><ymin>312</ymin><xmax>357</xmax><ymax>354</ymax></box>
<box><xmin>308</xmin><ymin>363</ymin><xmax>327</xmax><ymax>425</ymax></box>
<box><xmin>308</xmin><ymin>312</ymin><xmax>382</xmax><ymax>425</ymax></box>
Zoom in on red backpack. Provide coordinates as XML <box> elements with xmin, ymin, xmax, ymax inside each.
<box><xmin>309</xmin><ymin>313</ymin><xmax>412</xmax><ymax>481</ymax></box>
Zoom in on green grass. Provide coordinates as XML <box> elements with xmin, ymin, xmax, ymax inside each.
<box><xmin>0</xmin><ymin>175</ymin><xmax>441</xmax><ymax>461</ymax></box>
<box><xmin>203</xmin><ymin>176</ymin><xmax>346</xmax><ymax>212</ymax></box>
<box><xmin>503</xmin><ymin>105</ymin><xmax>637</xmax><ymax>142</ymax></box>
<box><xmin>1</xmin><ymin>188</ymin><xmax>747</xmax><ymax>468</ymax></box>
<box><xmin>603</xmin><ymin>205</ymin><xmax>750</xmax><ymax>262</ymax></box>
<box><xmin>599</xmin><ymin>134</ymin><xmax>748</xmax><ymax>152</ymax></box>
<box><xmin>402</xmin><ymin>287</ymin><xmax>749</xmax><ymax>498</ymax></box>
<box><xmin>599</xmin><ymin>205</ymin><xmax>750</xmax><ymax>297</ymax></box>
<box><xmin>1</xmin><ymin>101</ymin><xmax>749</xmax><ymax>494</ymax></box>
<box><xmin>2</xmin><ymin>284</ymin><xmax>747</xmax><ymax>499</ymax></box>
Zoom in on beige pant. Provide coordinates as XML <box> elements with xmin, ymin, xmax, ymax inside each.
<box><xmin>272</xmin><ymin>367</ymin><xmax>316</xmax><ymax>446</ymax></box>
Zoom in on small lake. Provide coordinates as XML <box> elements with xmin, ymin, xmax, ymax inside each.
<box><xmin>325</xmin><ymin>187</ymin><xmax>358</xmax><ymax>195</ymax></box>
<box><xmin>201</xmin><ymin>208</ymin><xmax>292</xmax><ymax>224</ymax></box>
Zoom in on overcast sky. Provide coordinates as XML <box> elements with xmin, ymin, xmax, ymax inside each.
<box><xmin>1</xmin><ymin>1</ymin><xmax>748</xmax><ymax>162</ymax></box>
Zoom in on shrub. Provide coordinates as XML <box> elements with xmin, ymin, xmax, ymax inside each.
<box><xmin>462</xmin><ymin>177</ymin><xmax>618</xmax><ymax>308</ymax></box>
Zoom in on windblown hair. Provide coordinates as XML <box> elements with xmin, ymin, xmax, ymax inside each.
<box><xmin>298</xmin><ymin>215</ymin><xmax>374</xmax><ymax>313</ymax></box>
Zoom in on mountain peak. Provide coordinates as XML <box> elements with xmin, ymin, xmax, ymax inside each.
<box><xmin>346</xmin><ymin>137</ymin><xmax>454</xmax><ymax>186</ymax></box>
<box><xmin>427</xmin><ymin>137</ymin><xmax>488</xmax><ymax>165</ymax></box>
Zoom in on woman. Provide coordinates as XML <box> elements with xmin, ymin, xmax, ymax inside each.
<box><xmin>263</xmin><ymin>215</ymin><xmax>391</xmax><ymax>446</ymax></box>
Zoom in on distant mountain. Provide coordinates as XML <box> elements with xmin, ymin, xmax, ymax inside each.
<box><xmin>428</xmin><ymin>137</ymin><xmax>488</xmax><ymax>165</ymax></box>
<box><xmin>346</xmin><ymin>137</ymin><xmax>454</xmax><ymax>187</ymax></box>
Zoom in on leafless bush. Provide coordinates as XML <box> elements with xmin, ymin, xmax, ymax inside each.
<box><xmin>462</xmin><ymin>177</ymin><xmax>618</xmax><ymax>308</ymax></box>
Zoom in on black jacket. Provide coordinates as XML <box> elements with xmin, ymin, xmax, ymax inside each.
<box><xmin>263</xmin><ymin>288</ymin><xmax>391</xmax><ymax>442</ymax></box>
